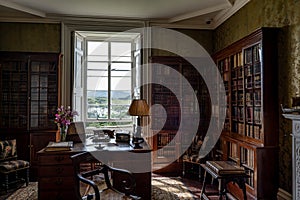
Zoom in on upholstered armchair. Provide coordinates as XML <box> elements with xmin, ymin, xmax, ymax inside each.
<box><xmin>0</xmin><ymin>139</ymin><xmax>29</xmax><ymax>192</ymax></box>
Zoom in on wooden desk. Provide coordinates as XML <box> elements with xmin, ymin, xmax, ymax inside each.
<box><xmin>37</xmin><ymin>139</ymin><xmax>152</xmax><ymax>200</ymax></box>
<box><xmin>200</xmin><ymin>164</ymin><xmax>247</xmax><ymax>200</ymax></box>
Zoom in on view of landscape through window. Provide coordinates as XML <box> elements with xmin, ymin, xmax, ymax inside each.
<box><xmin>87</xmin><ymin>41</ymin><xmax>132</xmax><ymax>126</ymax></box>
<box><xmin>73</xmin><ymin>31</ymin><xmax>141</xmax><ymax>129</ymax></box>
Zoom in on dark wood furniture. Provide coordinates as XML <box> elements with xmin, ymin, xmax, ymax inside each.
<box><xmin>29</xmin><ymin>130</ymin><xmax>57</xmax><ymax>181</ymax></box>
<box><xmin>200</xmin><ymin>163</ymin><xmax>247</xmax><ymax>200</ymax></box>
<box><xmin>37</xmin><ymin>138</ymin><xmax>152</xmax><ymax>200</ymax></box>
<box><xmin>0</xmin><ymin>139</ymin><xmax>29</xmax><ymax>193</ymax></box>
<box><xmin>0</xmin><ymin>52</ymin><xmax>60</xmax><ymax>180</ymax></box>
<box><xmin>212</xmin><ymin>28</ymin><xmax>279</xmax><ymax>199</ymax></box>
<box><xmin>70</xmin><ymin>151</ymin><xmax>141</xmax><ymax>200</ymax></box>
<box><xmin>148</xmin><ymin>56</ymin><xmax>211</xmax><ymax>175</ymax></box>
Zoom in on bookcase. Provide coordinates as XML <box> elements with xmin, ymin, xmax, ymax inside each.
<box><xmin>0</xmin><ymin>52</ymin><xmax>59</xmax><ymax>130</ymax></box>
<box><xmin>212</xmin><ymin>28</ymin><xmax>279</xmax><ymax>199</ymax></box>
<box><xmin>0</xmin><ymin>52</ymin><xmax>60</xmax><ymax>179</ymax></box>
<box><xmin>149</xmin><ymin>56</ymin><xmax>211</xmax><ymax>174</ymax></box>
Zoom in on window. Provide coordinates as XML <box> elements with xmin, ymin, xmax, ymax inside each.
<box><xmin>73</xmin><ymin>31</ymin><xmax>141</xmax><ymax>128</ymax></box>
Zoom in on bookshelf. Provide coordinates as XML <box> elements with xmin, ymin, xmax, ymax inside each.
<box><xmin>0</xmin><ymin>52</ymin><xmax>59</xmax><ymax>130</ymax></box>
<box><xmin>212</xmin><ymin>28</ymin><xmax>279</xmax><ymax>199</ymax></box>
<box><xmin>148</xmin><ymin>56</ymin><xmax>211</xmax><ymax>174</ymax></box>
<box><xmin>0</xmin><ymin>52</ymin><xmax>60</xmax><ymax>179</ymax></box>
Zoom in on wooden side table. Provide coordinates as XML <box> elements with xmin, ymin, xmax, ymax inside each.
<box><xmin>200</xmin><ymin>163</ymin><xmax>248</xmax><ymax>200</ymax></box>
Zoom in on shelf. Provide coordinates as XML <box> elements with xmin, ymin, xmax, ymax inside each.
<box><xmin>212</xmin><ymin>28</ymin><xmax>279</xmax><ymax>199</ymax></box>
<box><xmin>0</xmin><ymin>52</ymin><xmax>59</xmax><ymax>130</ymax></box>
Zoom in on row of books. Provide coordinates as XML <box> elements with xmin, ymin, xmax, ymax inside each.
<box><xmin>240</xmin><ymin>147</ymin><xmax>255</xmax><ymax>168</ymax></box>
<box><xmin>232</xmin><ymin>122</ymin><xmax>245</xmax><ymax>135</ymax></box>
<box><xmin>157</xmin><ymin>133</ymin><xmax>176</xmax><ymax>147</ymax></box>
<box><xmin>244</xmin><ymin>44</ymin><xmax>261</xmax><ymax>64</ymax></box>
<box><xmin>229</xmin><ymin>143</ymin><xmax>238</xmax><ymax>160</ymax></box>
<box><xmin>157</xmin><ymin>148</ymin><xmax>176</xmax><ymax>158</ymax></box>
<box><xmin>246</xmin><ymin>124</ymin><xmax>262</xmax><ymax>139</ymax></box>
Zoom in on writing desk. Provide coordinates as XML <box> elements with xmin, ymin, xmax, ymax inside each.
<box><xmin>37</xmin><ymin>138</ymin><xmax>152</xmax><ymax>200</ymax></box>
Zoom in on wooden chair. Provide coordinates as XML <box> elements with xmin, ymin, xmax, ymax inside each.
<box><xmin>0</xmin><ymin>139</ymin><xmax>29</xmax><ymax>193</ymax></box>
<box><xmin>70</xmin><ymin>151</ymin><xmax>141</xmax><ymax>200</ymax></box>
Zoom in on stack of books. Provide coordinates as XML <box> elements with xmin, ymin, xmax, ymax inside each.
<box><xmin>45</xmin><ymin>141</ymin><xmax>73</xmax><ymax>152</ymax></box>
<box><xmin>206</xmin><ymin>161</ymin><xmax>245</xmax><ymax>175</ymax></box>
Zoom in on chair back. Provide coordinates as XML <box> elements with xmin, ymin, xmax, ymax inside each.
<box><xmin>70</xmin><ymin>151</ymin><xmax>140</xmax><ymax>200</ymax></box>
<box><xmin>0</xmin><ymin>139</ymin><xmax>17</xmax><ymax>162</ymax></box>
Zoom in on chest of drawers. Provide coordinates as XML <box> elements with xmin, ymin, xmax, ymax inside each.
<box><xmin>37</xmin><ymin>151</ymin><xmax>79</xmax><ymax>200</ymax></box>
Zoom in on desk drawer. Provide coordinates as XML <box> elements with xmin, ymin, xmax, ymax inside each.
<box><xmin>38</xmin><ymin>177</ymin><xmax>75</xmax><ymax>189</ymax></box>
<box><xmin>39</xmin><ymin>165</ymin><xmax>74</xmax><ymax>177</ymax></box>
<box><xmin>38</xmin><ymin>154</ymin><xmax>72</xmax><ymax>165</ymax></box>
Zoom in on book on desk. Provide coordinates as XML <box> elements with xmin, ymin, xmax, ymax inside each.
<box><xmin>206</xmin><ymin>161</ymin><xmax>245</xmax><ymax>175</ymax></box>
<box><xmin>44</xmin><ymin>141</ymin><xmax>73</xmax><ymax>152</ymax></box>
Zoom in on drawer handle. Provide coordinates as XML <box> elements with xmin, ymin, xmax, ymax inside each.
<box><xmin>56</xmin><ymin>167</ymin><xmax>64</xmax><ymax>174</ymax></box>
<box><xmin>55</xmin><ymin>178</ymin><xmax>63</xmax><ymax>185</ymax></box>
<box><xmin>55</xmin><ymin>156</ymin><xmax>65</xmax><ymax>162</ymax></box>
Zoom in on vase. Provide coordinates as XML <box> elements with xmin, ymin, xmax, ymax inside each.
<box><xmin>60</xmin><ymin>126</ymin><xmax>67</xmax><ymax>142</ymax></box>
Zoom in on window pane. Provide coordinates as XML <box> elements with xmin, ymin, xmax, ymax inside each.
<box><xmin>87</xmin><ymin>77</ymin><xmax>108</xmax><ymax>90</ymax></box>
<box><xmin>88</xmin><ymin>41</ymin><xmax>108</xmax><ymax>61</ymax></box>
<box><xmin>111</xmin><ymin>56</ymin><xmax>131</xmax><ymax>62</ymax></box>
<box><xmin>87</xmin><ymin>90</ymin><xmax>108</xmax><ymax>119</ymax></box>
<box><xmin>111</xmin><ymin>63</ymin><xmax>131</xmax><ymax>71</ymax></box>
<box><xmin>87</xmin><ymin>69</ymin><xmax>107</xmax><ymax>77</ymax></box>
<box><xmin>111</xmin><ymin>77</ymin><xmax>131</xmax><ymax>90</ymax></box>
<box><xmin>111</xmin><ymin>105</ymin><xmax>130</xmax><ymax>119</ymax></box>
<box><xmin>111</xmin><ymin>42</ymin><xmax>131</xmax><ymax>56</ymax></box>
<box><xmin>88</xmin><ymin>62</ymin><xmax>108</xmax><ymax>70</ymax></box>
<box><xmin>111</xmin><ymin>90</ymin><xmax>131</xmax><ymax>105</ymax></box>
<box><xmin>111</xmin><ymin>90</ymin><xmax>131</xmax><ymax>119</ymax></box>
<box><xmin>111</xmin><ymin>42</ymin><xmax>131</xmax><ymax>62</ymax></box>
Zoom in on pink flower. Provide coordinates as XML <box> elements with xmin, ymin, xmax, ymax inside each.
<box><xmin>54</xmin><ymin>105</ymin><xmax>79</xmax><ymax>127</ymax></box>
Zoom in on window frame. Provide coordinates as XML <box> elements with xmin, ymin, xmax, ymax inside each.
<box><xmin>73</xmin><ymin>31</ymin><xmax>141</xmax><ymax>126</ymax></box>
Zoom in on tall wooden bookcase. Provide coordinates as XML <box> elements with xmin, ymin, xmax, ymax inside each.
<box><xmin>148</xmin><ymin>56</ymin><xmax>211</xmax><ymax>174</ymax></box>
<box><xmin>212</xmin><ymin>28</ymin><xmax>279</xmax><ymax>199</ymax></box>
<box><xmin>0</xmin><ymin>52</ymin><xmax>59</xmax><ymax>179</ymax></box>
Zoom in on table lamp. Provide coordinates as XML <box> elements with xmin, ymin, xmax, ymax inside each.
<box><xmin>128</xmin><ymin>99</ymin><xmax>149</xmax><ymax>149</ymax></box>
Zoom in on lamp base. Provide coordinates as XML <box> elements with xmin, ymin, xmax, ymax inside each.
<box><xmin>132</xmin><ymin>137</ymin><xmax>144</xmax><ymax>149</ymax></box>
<box><xmin>133</xmin><ymin>142</ymin><xmax>143</xmax><ymax>149</ymax></box>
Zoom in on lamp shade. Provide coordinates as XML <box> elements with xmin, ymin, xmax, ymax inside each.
<box><xmin>128</xmin><ymin>99</ymin><xmax>149</xmax><ymax>116</ymax></box>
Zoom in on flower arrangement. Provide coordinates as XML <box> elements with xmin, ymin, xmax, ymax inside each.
<box><xmin>54</xmin><ymin>106</ymin><xmax>78</xmax><ymax>142</ymax></box>
<box><xmin>54</xmin><ymin>105</ymin><xmax>79</xmax><ymax>127</ymax></box>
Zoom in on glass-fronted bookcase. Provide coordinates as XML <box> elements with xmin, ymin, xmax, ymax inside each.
<box><xmin>0</xmin><ymin>52</ymin><xmax>59</xmax><ymax>179</ymax></box>
<box><xmin>213</xmin><ymin>28</ymin><xmax>279</xmax><ymax>199</ymax></box>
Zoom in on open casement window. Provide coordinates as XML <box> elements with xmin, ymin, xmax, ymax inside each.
<box><xmin>73</xmin><ymin>32</ymin><xmax>84</xmax><ymax>122</ymax></box>
<box><xmin>72</xmin><ymin>31</ymin><xmax>141</xmax><ymax>129</ymax></box>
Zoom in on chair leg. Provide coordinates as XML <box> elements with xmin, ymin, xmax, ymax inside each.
<box><xmin>5</xmin><ymin>174</ymin><xmax>9</xmax><ymax>193</ymax></box>
<box><xmin>25</xmin><ymin>168</ymin><xmax>29</xmax><ymax>186</ymax></box>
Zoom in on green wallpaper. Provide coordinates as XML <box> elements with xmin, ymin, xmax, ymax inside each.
<box><xmin>0</xmin><ymin>22</ymin><xmax>61</xmax><ymax>53</ymax></box>
<box><xmin>214</xmin><ymin>0</ymin><xmax>300</xmax><ymax>193</ymax></box>
<box><xmin>151</xmin><ymin>29</ymin><xmax>213</xmax><ymax>56</ymax></box>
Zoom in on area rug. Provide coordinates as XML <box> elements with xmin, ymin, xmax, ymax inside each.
<box><xmin>2</xmin><ymin>176</ymin><xmax>197</xmax><ymax>200</ymax></box>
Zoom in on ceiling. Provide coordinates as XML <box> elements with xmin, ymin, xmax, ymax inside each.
<box><xmin>0</xmin><ymin>0</ymin><xmax>250</xmax><ymax>29</ymax></box>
